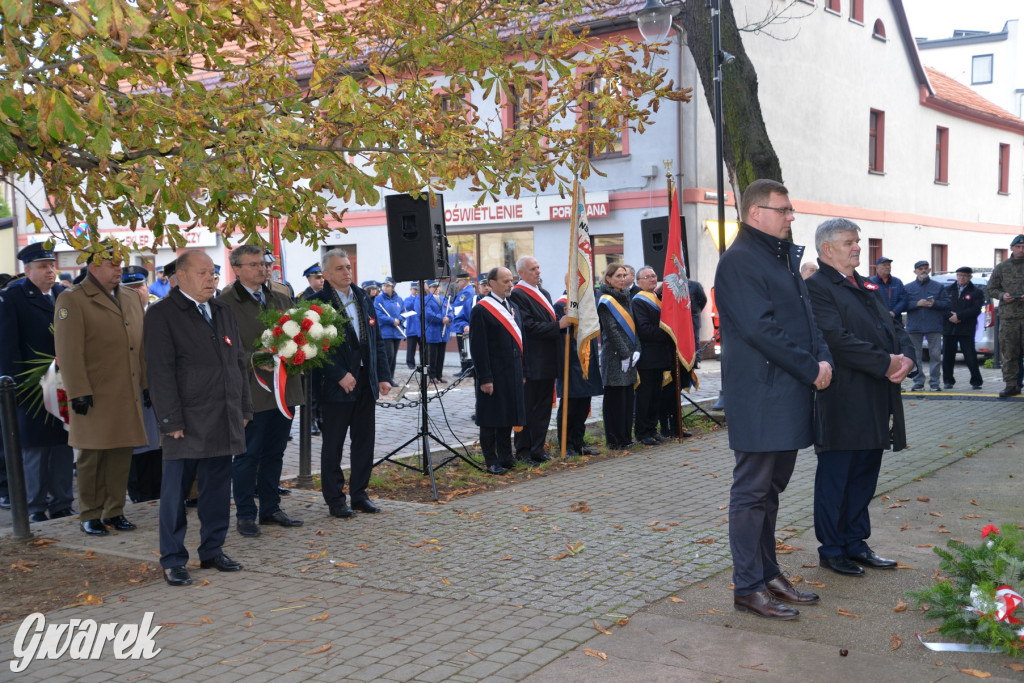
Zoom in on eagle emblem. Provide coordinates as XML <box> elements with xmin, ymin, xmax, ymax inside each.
<box><xmin>662</xmin><ymin>256</ymin><xmax>691</xmax><ymax>310</ymax></box>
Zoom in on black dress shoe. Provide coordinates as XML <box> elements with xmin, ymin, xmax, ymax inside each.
<box><xmin>50</xmin><ymin>508</ymin><xmax>76</xmax><ymax>519</ymax></box>
<box><xmin>0</xmin><ymin>496</ymin><xmax>10</xmax><ymax>509</ymax></box>
<box><xmin>237</xmin><ymin>518</ymin><xmax>261</xmax><ymax>536</ymax></box>
<box><xmin>819</xmin><ymin>555</ymin><xmax>865</xmax><ymax>576</ymax></box>
<box><xmin>164</xmin><ymin>566</ymin><xmax>192</xmax><ymax>586</ymax></box>
<box><xmin>487</xmin><ymin>464</ymin><xmax>509</xmax><ymax>475</ymax></box>
<box><xmin>277</xmin><ymin>486</ymin><xmax>291</xmax><ymax>496</ymax></box>
<box><xmin>733</xmin><ymin>590</ymin><xmax>799</xmax><ymax>620</ymax></box>
<box><xmin>766</xmin><ymin>574</ymin><xmax>820</xmax><ymax>604</ymax></box>
<box><xmin>200</xmin><ymin>553</ymin><xmax>244</xmax><ymax>572</ymax></box>
<box><xmin>101</xmin><ymin>515</ymin><xmax>137</xmax><ymax>531</ymax></box>
<box><xmin>350</xmin><ymin>497</ymin><xmax>380</xmax><ymax>513</ymax></box>
<box><xmin>564</xmin><ymin>449</ymin><xmax>579</xmax><ymax>457</ymax></box>
<box><xmin>30</xmin><ymin>512</ymin><xmax>48</xmax><ymax>523</ymax></box>
<box><xmin>260</xmin><ymin>510</ymin><xmax>304</xmax><ymax>526</ymax></box>
<box><xmin>849</xmin><ymin>550</ymin><xmax>897</xmax><ymax>569</ymax></box>
<box><xmin>653</xmin><ymin>434</ymin><xmax>668</xmax><ymax>443</ymax></box>
<box><xmin>640</xmin><ymin>436</ymin><xmax>659</xmax><ymax>446</ymax></box>
<box><xmin>529</xmin><ymin>453</ymin><xmax>552</xmax><ymax>464</ymax></box>
<box><xmin>329</xmin><ymin>505</ymin><xmax>354</xmax><ymax>518</ymax></box>
<box><xmin>581</xmin><ymin>447</ymin><xmax>600</xmax><ymax>456</ymax></box>
<box><xmin>681</xmin><ymin>429</ymin><xmax>693</xmax><ymax>438</ymax></box>
<box><xmin>80</xmin><ymin>519</ymin><xmax>109</xmax><ymax>535</ymax></box>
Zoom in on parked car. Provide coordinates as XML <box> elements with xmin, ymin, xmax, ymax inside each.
<box><xmin>920</xmin><ymin>272</ymin><xmax>995</xmax><ymax>360</ymax></box>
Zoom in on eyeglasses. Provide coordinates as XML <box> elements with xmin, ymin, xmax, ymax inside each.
<box><xmin>757</xmin><ymin>205</ymin><xmax>795</xmax><ymax>217</ymax></box>
<box><xmin>638</xmin><ymin>275</ymin><xmax>657</xmax><ymax>280</ymax></box>
<box><xmin>242</xmin><ymin>261</ymin><xmax>266</xmax><ymax>269</ymax></box>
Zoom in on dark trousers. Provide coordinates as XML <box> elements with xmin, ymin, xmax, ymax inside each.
<box><xmin>320</xmin><ymin>368</ymin><xmax>375</xmax><ymax>508</ymax></box>
<box><xmin>232</xmin><ymin>408</ymin><xmax>291</xmax><ymax>521</ymax></box>
<box><xmin>159</xmin><ymin>455</ymin><xmax>232</xmax><ymax>568</ymax></box>
<box><xmin>0</xmin><ymin>446</ymin><xmax>8</xmax><ymax>498</ymax></box>
<box><xmin>23</xmin><ymin>444</ymin><xmax>74</xmax><ymax>515</ymax></box>
<box><xmin>814</xmin><ymin>449</ymin><xmax>882</xmax><ymax>559</ymax></box>
<box><xmin>427</xmin><ymin>342</ymin><xmax>446</xmax><ymax>380</ymax></box>
<box><xmin>382</xmin><ymin>337</ymin><xmax>401</xmax><ymax>382</ymax></box>
<box><xmin>405</xmin><ymin>336</ymin><xmax>421</xmax><ymax>369</ymax></box>
<box><xmin>514</xmin><ymin>378</ymin><xmax>554</xmax><ymax>459</ymax></box>
<box><xmin>941</xmin><ymin>334</ymin><xmax>983</xmax><ymax>387</ymax></box>
<box><xmin>480</xmin><ymin>426</ymin><xmax>514</xmax><ymax>468</ymax></box>
<box><xmin>128</xmin><ymin>448</ymin><xmax>163</xmax><ymax>503</ymax></box>
<box><xmin>602</xmin><ymin>384</ymin><xmax>635</xmax><ymax>447</ymax></box>
<box><xmin>634</xmin><ymin>368</ymin><xmax>665</xmax><ymax>440</ymax></box>
<box><xmin>556</xmin><ymin>397</ymin><xmax>591</xmax><ymax>453</ymax></box>
<box><xmin>730</xmin><ymin>449</ymin><xmax>797</xmax><ymax>596</ymax></box>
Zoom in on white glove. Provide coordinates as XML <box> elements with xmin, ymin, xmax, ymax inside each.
<box><xmin>631</xmin><ymin>351</ymin><xmax>641</xmax><ymax>367</ymax></box>
<box><xmin>621</xmin><ymin>359</ymin><xmax>630</xmax><ymax>373</ymax></box>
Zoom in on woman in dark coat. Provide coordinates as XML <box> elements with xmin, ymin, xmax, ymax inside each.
<box><xmin>554</xmin><ymin>288</ymin><xmax>603</xmax><ymax>456</ymax></box>
<box><xmin>598</xmin><ymin>263</ymin><xmax>640</xmax><ymax>449</ymax></box>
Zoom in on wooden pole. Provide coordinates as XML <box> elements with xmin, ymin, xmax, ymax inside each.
<box><xmin>560</xmin><ymin>179</ymin><xmax>578</xmax><ymax>458</ymax></box>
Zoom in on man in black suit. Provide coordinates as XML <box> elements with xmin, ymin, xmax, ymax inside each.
<box><xmin>145</xmin><ymin>250</ymin><xmax>253</xmax><ymax>586</ymax></box>
<box><xmin>509</xmin><ymin>256</ymin><xmax>568</xmax><ymax>463</ymax></box>
<box><xmin>310</xmin><ymin>249</ymin><xmax>392</xmax><ymax>517</ymax></box>
<box><xmin>631</xmin><ymin>266</ymin><xmax>672</xmax><ymax>446</ymax></box>
<box><xmin>0</xmin><ymin>243</ymin><xmax>74</xmax><ymax>522</ymax></box>
<box><xmin>471</xmin><ymin>267</ymin><xmax>526</xmax><ymax>474</ymax></box>
<box><xmin>942</xmin><ymin>266</ymin><xmax>984</xmax><ymax>390</ymax></box>
<box><xmin>805</xmin><ymin>218</ymin><xmax>915</xmax><ymax>576</ymax></box>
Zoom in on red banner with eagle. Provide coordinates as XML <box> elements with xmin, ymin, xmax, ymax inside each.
<box><xmin>660</xmin><ymin>187</ymin><xmax>697</xmax><ymax>372</ymax></box>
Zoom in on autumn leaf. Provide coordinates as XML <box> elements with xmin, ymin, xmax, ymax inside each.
<box><xmin>593</xmin><ymin>620</ymin><xmax>612</xmax><ymax>635</ymax></box>
<box><xmin>957</xmin><ymin>669</ymin><xmax>991</xmax><ymax>679</ymax></box>
<box><xmin>441</xmin><ymin>577</ymin><xmax>452</xmax><ymax>585</ymax></box>
<box><xmin>836</xmin><ymin>607</ymin><xmax>860</xmax><ymax>618</ymax></box>
<box><xmin>916</xmin><ymin>496</ymin><xmax>930</xmax><ymax>502</ymax></box>
<box><xmin>929</xmin><ymin>512</ymin><xmax>943</xmax><ymax>517</ymax></box>
<box><xmin>915</xmin><ymin>544</ymin><xmax>933</xmax><ymax>548</ymax></box>
<box><xmin>890</xmin><ymin>634</ymin><xmax>902</xmax><ymax>651</ymax></box>
<box><xmin>805</xmin><ymin>580</ymin><xmax>827</xmax><ymax>588</ymax></box>
<box><xmin>331</xmin><ymin>561</ymin><xmax>357</xmax><ymax>568</ymax></box>
<box><xmin>520</xmin><ymin>506</ymin><xmax>538</xmax><ymax>512</ymax></box>
<box><xmin>896</xmin><ymin>562</ymin><xmax>916</xmax><ymax>570</ymax></box>
<box><xmin>963</xmin><ymin>514</ymin><xmax>982</xmax><ymax>519</ymax></box>
<box><xmin>303</xmin><ymin>642</ymin><xmax>333</xmax><ymax>655</ymax></box>
<box><xmin>616</xmin><ymin>617</ymin><xmax>629</xmax><ymax>626</ymax></box>
<box><xmin>10</xmin><ymin>559</ymin><xmax>37</xmax><ymax>572</ymax></box>
<box><xmin>199</xmin><ymin>616</ymin><xmax>213</xmax><ymax>624</ymax></box>
<box><xmin>310</xmin><ymin>613</ymin><xmax>328</xmax><ymax>622</ymax></box>
<box><xmin>566</xmin><ymin>541</ymin><xmax>584</xmax><ymax>556</ymax></box>
<box><xmin>550</xmin><ymin>552</ymin><xmax>569</xmax><ymax>560</ymax></box>
<box><xmin>970</xmin><ymin>499</ymin><xmax>979</xmax><ymax>506</ymax></box>
<box><xmin>1005</xmin><ymin>662</ymin><xmax>1024</xmax><ymax>672</ymax></box>
<box><xmin>569</xmin><ymin>501</ymin><xmax>591</xmax><ymax>513</ymax></box>
<box><xmin>695</xmin><ymin>537</ymin><xmax>714</xmax><ymax>544</ymax></box>
<box><xmin>893</xmin><ymin>599</ymin><xmax>908</xmax><ymax>612</ymax></box>
<box><xmin>199</xmin><ymin>579</ymin><xmax>211</xmax><ymax>586</ymax></box>
<box><xmin>583</xmin><ymin>648</ymin><xmax>608</xmax><ymax>660</ymax></box>
<box><xmin>244</xmin><ymin>612</ymin><xmax>256</xmax><ymax>618</ymax></box>
<box><xmin>669</xmin><ymin>596</ymin><xmax>684</xmax><ymax>603</ymax></box>
<box><xmin>888</xmin><ymin>504</ymin><xmax>905</xmax><ymax>509</ymax></box>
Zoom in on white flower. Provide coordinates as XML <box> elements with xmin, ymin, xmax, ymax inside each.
<box><xmin>261</xmin><ymin>329</ymin><xmax>275</xmax><ymax>347</ymax></box>
<box><xmin>306</xmin><ymin>322</ymin><xmax>325</xmax><ymax>340</ymax></box>
<box><xmin>278</xmin><ymin>340</ymin><xmax>298</xmax><ymax>359</ymax></box>
<box><xmin>323</xmin><ymin>324</ymin><xmax>338</xmax><ymax>339</ymax></box>
<box><xmin>304</xmin><ymin>310</ymin><xmax>321</xmax><ymax>323</ymax></box>
<box><xmin>281</xmin><ymin>320</ymin><xmax>301</xmax><ymax>338</ymax></box>
<box><xmin>301</xmin><ymin>344</ymin><xmax>317</xmax><ymax>359</ymax></box>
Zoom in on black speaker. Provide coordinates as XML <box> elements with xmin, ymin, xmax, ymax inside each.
<box><xmin>641</xmin><ymin>215</ymin><xmax>689</xmax><ymax>280</ymax></box>
<box><xmin>386</xmin><ymin>193</ymin><xmax>450</xmax><ymax>282</ymax></box>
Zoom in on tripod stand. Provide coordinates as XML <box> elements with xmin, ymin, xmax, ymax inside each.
<box><xmin>678</xmin><ymin>336</ymin><xmax>723</xmax><ymax>426</ymax></box>
<box><xmin>372</xmin><ymin>278</ymin><xmax>483</xmax><ymax>501</ymax></box>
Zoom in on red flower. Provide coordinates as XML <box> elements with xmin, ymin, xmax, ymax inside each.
<box><xmin>273</xmin><ymin>326</ymin><xmax>283</xmax><ymax>336</ymax></box>
<box><xmin>322</xmin><ymin>342</ymin><xmax>330</xmax><ymax>352</ymax></box>
<box><xmin>278</xmin><ymin>314</ymin><xmax>291</xmax><ymax>325</ymax></box>
<box><xmin>292</xmin><ymin>350</ymin><xmax>306</xmax><ymax>365</ymax></box>
<box><xmin>300</xmin><ymin>318</ymin><xmax>314</xmax><ymax>331</ymax></box>
<box><xmin>310</xmin><ymin>304</ymin><xmax>324</xmax><ymax>315</ymax></box>
<box><xmin>293</xmin><ymin>332</ymin><xmax>307</xmax><ymax>346</ymax></box>
<box><xmin>982</xmin><ymin>524</ymin><xmax>1000</xmax><ymax>538</ymax></box>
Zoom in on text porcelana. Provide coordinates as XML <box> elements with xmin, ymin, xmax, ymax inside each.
<box><xmin>11</xmin><ymin>612</ymin><xmax>162</xmax><ymax>672</ymax></box>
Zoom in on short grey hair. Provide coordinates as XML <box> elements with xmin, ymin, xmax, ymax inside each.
<box><xmin>322</xmin><ymin>248</ymin><xmax>349</xmax><ymax>269</ymax></box>
<box><xmin>515</xmin><ymin>255</ymin><xmax>535</xmax><ymax>274</ymax></box>
<box><xmin>815</xmin><ymin>218</ymin><xmax>860</xmax><ymax>256</ymax></box>
<box><xmin>229</xmin><ymin>244</ymin><xmax>263</xmax><ymax>268</ymax></box>
<box><xmin>637</xmin><ymin>266</ymin><xmax>656</xmax><ymax>279</ymax></box>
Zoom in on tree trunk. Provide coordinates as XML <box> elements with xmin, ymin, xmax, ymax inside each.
<box><xmin>680</xmin><ymin>0</ymin><xmax>783</xmax><ymax>200</ymax></box>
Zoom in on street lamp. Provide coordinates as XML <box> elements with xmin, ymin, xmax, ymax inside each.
<box><xmin>636</xmin><ymin>0</ymin><xmax>680</xmax><ymax>43</ymax></box>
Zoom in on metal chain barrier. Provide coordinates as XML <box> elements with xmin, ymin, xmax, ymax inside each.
<box><xmin>376</xmin><ymin>365</ymin><xmax>474</xmax><ymax>410</ymax></box>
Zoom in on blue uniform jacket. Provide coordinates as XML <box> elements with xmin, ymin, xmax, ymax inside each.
<box><xmin>403</xmin><ymin>294</ymin><xmax>420</xmax><ymax>337</ymax></box>
<box><xmin>374</xmin><ymin>291</ymin><xmax>405</xmax><ymax>340</ymax></box>
<box><xmin>424</xmin><ymin>293</ymin><xmax>452</xmax><ymax>343</ymax></box>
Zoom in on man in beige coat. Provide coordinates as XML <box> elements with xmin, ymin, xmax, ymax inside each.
<box><xmin>54</xmin><ymin>247</ymin><xmax>147</xmax><ymax>536</ymax></box>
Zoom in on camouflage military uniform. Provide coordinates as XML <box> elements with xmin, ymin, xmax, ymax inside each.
<box><xmin>986</xmin><ymin>256</ymin><xmax>1024</xmax><ymax>387</ymax></box>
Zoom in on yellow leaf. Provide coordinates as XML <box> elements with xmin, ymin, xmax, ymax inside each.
<box><xmin>583</xmin><ymin>648</ymin><xmax>608</xmax><ymax>660</ymax></box>
<box><xmin>441</xmin><ymin>577</ymin><xmax>451</xmax><ymax>585</ymax></box>
<box><xmin>332</xmin><ymin>562</ymin><xmax>357</xmax><ymax>568</ymax></box>
<box><xmin>957</xmin><ymin>669</ymin><xmax>991</xmax><ymax>679</ymax></box>
<box><xmin>616</xmin><ymin>617</ymin><xmax>629</xmax><ymax>626</ymax></box>
<box><xmin>916</xmin><ymin>496</ymin><xmax>930</xmax><ymax>502</ymax></box>
<box><xmin>893</xmin><ymin>599</ymin><xmax>908</xmax><ymax>612</ymax></box>
<box><xmin>199</xmin><ymin>616</ymin><xmax>213</xmax><ymax>624</ymax></box>
<box><xmin>303</xmin><ymin>642</ymin><xmax>333</xmax><ymax>655</ymax></box>
<box><xmin>593</xmin><ymin>619</ymin><xmax>612</xmax><ymax>635</ymax></box>
<box><xmin>244</xmin><ymin>611</ymin><xmax>255</xmax><ymax>618</ymax></box>
<box><xmin>1005</xmin><ymin>662</ymin><xmax>1024</xmax><ymax>672</ymax></box>
<box><xmin>837</xmin><ymin>607</ymin><xmax>859</xmax><ymax>618</ymax></box>
<box><xmin>310</xmin><ymin>613</ymin><xmax>328</xmax><ymax>622</ymax></box>
<box><xmin>668</xmin><ymin>597</ymin><xmax>684</xmax><ymax>603</ymax></box>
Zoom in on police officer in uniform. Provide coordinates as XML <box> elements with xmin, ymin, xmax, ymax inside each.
<box><xmin>301</xmin><ymin>263</ymin><xmax>325</xmax><ymax>299</ymax></box>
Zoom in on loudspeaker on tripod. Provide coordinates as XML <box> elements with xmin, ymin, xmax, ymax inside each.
<box><xmin>385</xmin><ymin>193</ymin><xmax>450</xmax><ymax>282</ymax></box>
<box><xmin>641</xmin><ymin>215</ymin><xmax>688</xmax><ymax>280</ymax></box>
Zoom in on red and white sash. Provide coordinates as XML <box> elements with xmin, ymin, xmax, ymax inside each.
<box><xmin>513</xmin><ymin>282</ymin><xmax>556</xmax><ymax>320</ymax></box>
<box><xmin>477</xmin><ymin>297</ymin><xmax>523</xmax><ymax>352</ymax></box>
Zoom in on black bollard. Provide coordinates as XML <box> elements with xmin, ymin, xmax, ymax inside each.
<box><xmin>0</xmin><ymin>377</ymin><xmax>32</xmax><ymax>540</ymax></box>
<box><xmin>296</xmin><ymin>372</ymin><xmax>314</xmax><ymax>489</ymax></box>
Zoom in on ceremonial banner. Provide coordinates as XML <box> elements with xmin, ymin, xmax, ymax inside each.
<box><xmin>660</xmin><ymin>187</ymin><xmax>697</xmax><ymax>371</ymax></box>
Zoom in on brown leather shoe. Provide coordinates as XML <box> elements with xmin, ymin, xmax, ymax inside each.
<box><xmin>766</xmin><ymin>574</ymin><xmax>820</xmax><ymax>604</ymax></box>
<box><xmin>734</xmin><ymin>589</ymin><xmax>799</xmax><ymax>620</ymax></box>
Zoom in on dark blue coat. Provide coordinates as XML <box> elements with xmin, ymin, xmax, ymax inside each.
<box><xmin>714</xmin><ymin>223</ymin><xmax>833</xmax><ymax>452</ymax></box>
<box><xmin>310</xmin><ymin>282</ymin><xmax>390</xmax><ymax>404</ymax></box>
<box><xmin>453</xmin><ymin>291</ymin><xmax>476</xmax><ymax>335</ymax></box>
<box><xmin>554</xmin><ymin>298</ymin><xmax>603</xmax><ymax>398</ymax></box>
<box><xmin>424</xmin><ymin>293</ymin><xmax>452</xmax><ymax>343</ymax></box>
<box><xmin>0</xmin><ymin>279</ymin><xmax>68</xmax><ymax>448</ymax></box>
<box><xmin>374</xmin><ymin>291</ymin><xmax>406</xmax><ymax>340</ymax></box>
<box><xmin>631</xmin><ymin>291</ymin><xmax>673</xmax><ymax>370</ymax></box>
<box><xmin>904</xmin><ymin>277</ymin><xmax>949</xmax><ymax>333</ymax></box>
<box><xmin>403</xmin><ymin>294</ymin><xmax>420</xmax><ymax>337</ymax></box>
<box><xmin>867</xmin><ymin>274</ymin><xmax>907</xmax><ymax>316</ymax></box>
<box><xmin>807</xmin><ymin>262</ymin><xmax>914</xmax><ymax>453</ymax></box>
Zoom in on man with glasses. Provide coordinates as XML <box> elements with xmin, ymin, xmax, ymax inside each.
<box><xmin>218</xmin><ymin>244</ymin><xmax>305</xmax><ymax>537</ymax></box>
<box><xmin>714</xmin><ymin>179</ymin><xmax>832</xmax><ymax>620</ymax></box>
<box><xmin>631</xmin><ymin>266</ymin><xmax>671</xmax><ymax>446</ymax></box>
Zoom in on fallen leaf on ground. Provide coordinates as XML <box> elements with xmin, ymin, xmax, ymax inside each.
<box><xmin>893</xmin><ymin>599</ymin><xmax>908</xmax><ymax>612</ymax></box>
<box><xmin>441</xmin><ymin>577</ymin><xmax>451</xmax><ymax>585</ymax></box>
<box><xmin>550</xmin><ymin>553</ymin><xmax>569</xmax><ymax>560</ymax></box>
<box><xmin>896</xmin><ymin>562</ymin><xmax>916</xmax><ymax>570</ymax></box>
<box><xmin>520</xmin><ymin>506</ymin><xmax>537</xmax><ymax>512</ymax></box>
<box><xmin>888</xmin><ymin>504</ymin><xmax>905</xmax><ymax>509</ymax></box>
<box><xmin>970</xmin><ymin>499</ymin><xmax>979</xmax><ymax>506</ymax></box>
<box><xmin>917</xmin><ymin>496</ymin><xmax>930</xmax><ymax>502</ymax></box>
<box><xmin>669</xmin><ymin>597</ymin><xmax>685</xmax><ymax>603</ymax></box>
<box><xmin>805</xmin><ymin>580</ymin><xmax>827</xmax><ymax>588</ymax></box>
<box><xmin>302</xmin><ymin>643</ymin><xmax>332</xmax><ymax>655</ymax></box>
<box><xmin>617</xmin><ymin>617</ymin><xmax>629</xmax><ymax>626</ymax></box>
<box><xmin>310</xmin><ymin>613</ymin><xmax>328</xmax><ymax>622</ymax></box>
<box><xmin>593</xmin><ymin>620</ymin><xmax>612</xmax><ymax>635</ymax></box>
<box><xmin>915</xmin><ymin>544</ymin><xmax>933</xmax><ymax>549</ymax></box>
<box><xmin>569</xmin><ymin>501</ymin><xmax>591</xmax><ymax>513</ymax></box>
<box><xmin>890</xmin><ymin>634</ymin><xmax>902</xmax><ymax>651</ymax></box>
<box><xmin>648</xmin><ymin>521</ymin><xmax>660</xmax><ymax>526</ymax></box>
<box><xmin>776</xmin><ymin>543</ymin><xmax>804</xmax><ymax>554</ymax></box>
<box><xmin>695</xmin><ymin>538</ymin><xmax>714</xmax><ymax>544</ymax></box>
<box><xmin>652</xmin><ymin>527</ymin><xmax>670</xmax><ymax>532</ymax></box>
<box><xmin>584</xmin><ymin>648</ymin><xmax>608</xmax><ymax>660</ymax></box>
<box><xmin>957</xmin><ymin>669</ymin><xmax>991</xmax><ymax>679</ymax></box>
<box><xmin>801</xmin><ymin>564</ymin><xmax>818</xmax><ymax>569</ymax></box>
<box><xmin>837</xmin><ymin>607</ymin><xmax>860</xmax><ymax>618</ymax></box>
<box><xmin>332</xmin><ymin>561</ymin><xmax>358</xmax><ymax>568</ymax></box>
<box><xmin>963</xmin><ymin>514</ymin><xmax>982</xmax><ymax>519</ymax></box>
<box><xmin>929</xmin><ymin>512</ymin><xmax>943</xmax><ymax>517</ymax></box>
<box><xmin>199</xmin><ymin>579</ymin><xmax>211</xmax><ymax>586</ymax></box>
<box><xmin>199</xmin><ymin>616</ymin><xmax>213</xmax><ymax>624</ymax></box>
<box><xmin>1005</xmin><ymin>663</ymin><xmax>1024</xmax><ymax>672</ymax></box>
<box><xmin>703</xmin><ymin>472</ymin><xmax>718</xmax><ymax>478</ymax></box>
<box><xmin>10</xmin><ymin>559</ymin><xmax>37</xmax><ymax>572</ymax></box>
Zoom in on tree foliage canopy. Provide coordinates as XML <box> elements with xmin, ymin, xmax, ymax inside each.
<box><xmin>0</xmin><ymin>0</ymin><xmax>690</xmax><ymax>254</ymax></box>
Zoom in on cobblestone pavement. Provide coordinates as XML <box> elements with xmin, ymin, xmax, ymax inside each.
<box><xmin>1</xmin><ymin>357</ymin><xmax>1021</xmax><ymax>680</ymax></box>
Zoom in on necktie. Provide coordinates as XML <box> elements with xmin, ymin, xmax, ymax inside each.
<box><xmin>846</xmin><ymin>275</ymin><xmax>857</xmax><ymax>287</ymax></box>
<box><xmin>254</xmin><ymin>290</ymin><xmax>266</xmax><ymax>309</ymax></box>
<box><xmin>199</xmin><ymin>303</ymin><xmax>212</xmax><ymax>325</ymax></box>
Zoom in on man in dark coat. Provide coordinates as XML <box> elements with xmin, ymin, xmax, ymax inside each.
<box><xmin>941</xmin><ymin>266</ymin><xmax>984</xmax><ymax>390</ymax></box>
<box><xmin>310</xmin><ymin>249</ymin><xmax>392</xmax><ymax>517</ymax></box>
<box><xmin>554</xmin><ymin>287</ymin><xmax>602</xmax><ymax>456</ymax></box>
<box><xmin>510</xmin><ymin>256</ymin><xmax>569</xmax><ymax>463</ymax></box>
<box><xmin>0</xmin><ymin>243</ymin><xmax>74</xmax><ymax>522</ymax></box>
<box><xmin>631</xmin><ymin>266</ymin><xmax>672</xmax><ymax>446</ymax></box>
<box><xmin>218</xmin><ymin>244</ymin><xmax>305</xmax><ymax>536</ymax></box>
<box><xmin>145</xmin><ymin>250</ymin><xmax>253</xmax><ymax>586</ymax></box>
<box><xmin>806</xmin><ymin>218</ymin><xmax>915</xmax><ymax>577</ymax></box>
<box><xmin>471</xmin><ymin>267</ymin><xmax>526</xmax><ymax>474</ymax></box>
<box><xmin>714</xmin><ymin>179</ymin><xmax>833</xmax><ymax>620</ymax></box>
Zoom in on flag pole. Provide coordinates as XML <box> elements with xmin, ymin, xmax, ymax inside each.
<box><xmin>666</xmin><ymin>173</ymin><xmax>685</xmax><ymax>443</ymax></box>
<box><xmin>560</xmin><ymin>179</ymin><xmax>578</xmax><ymax>458</ymax></box>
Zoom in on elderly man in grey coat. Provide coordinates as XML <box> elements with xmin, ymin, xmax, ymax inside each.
<box><xmin>145</xmin><ymin>250</ymin><xmax>253</xmax><ymax>586</ymax></box>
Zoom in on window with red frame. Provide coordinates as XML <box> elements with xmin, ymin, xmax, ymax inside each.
<box><xmin>826</xmin><ymin>0</ymin><xmax>840</xmax><ymax>13</ymax></box>
<box><xmin>868</xmin><ymin>238</ymin><xmax>882</xmax><ymax>276</ymax></box>
<box><xmin>850</xmin><ymin>0</ymin><xmax>863</xmax><ymax>22</ymax></box>
<box><xmin>999</xmin><ymin>143</ymin><xmax>1010</xmax><ymax>193</ymax></box>
<box><xmin>584</xmin><ymin>74</ymin><xmax>625</xmax><ymax>159</ymax></box>
<box><xmin>935</xmin><ymin>127</ymin><xmax>949</xmax><ymax>183</ymax></box>
<box><xmin>510</xmin><ymin>83</ymin><xmax>541</xmax><ymax>131</ymax></box>
<box><xmin>931</xmin><ymin>244</ymin><xmax>948</xmax><ymax>274</ymax></box>
<box><xmin>873</xmin><ymin>19</ymin><xmax>886</xmax><ymax>39</ymax></box>
<box><xmin>869</xmin><ymin>109</ymin><xmax>885</xmax><ymax>173</ymax></box>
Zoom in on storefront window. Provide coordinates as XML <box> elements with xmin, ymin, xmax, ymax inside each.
<box><xmin>592</xmin><ymin>234</ymin><xmax>624</xmax><ymax>276</ymax></box>
<box><xmin>448</xmin><ymin>233</ymin><xmax>478</xmax><ymax>279</ymax></box>
<box><xmin>447</xmin><ymin>229</ymin><xmax>534</xmax><ymax>277</ymax></box>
